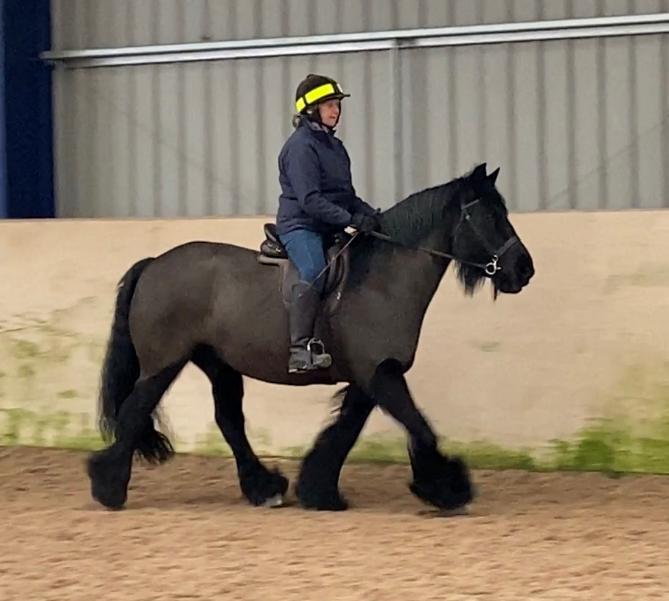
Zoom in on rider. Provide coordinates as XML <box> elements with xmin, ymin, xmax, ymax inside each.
<box><xmin>276</xmin><ymin>73</ymin><xmax>380</xmax><ymax>374</ymax></box>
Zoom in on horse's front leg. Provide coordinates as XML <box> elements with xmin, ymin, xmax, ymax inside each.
<box><xmin>371</xmin><ymin>359</ymin><xmax>475</xmax><ymax>511</ymax></box>
<box><xmin>296</xmin><ymin>384</ymin><xmax>376</xmax><ymax>510</ymax></box>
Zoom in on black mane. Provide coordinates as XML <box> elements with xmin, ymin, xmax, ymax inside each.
<box><xmin>378</xmin><ymin>179</ymin><xmax>465</xmax><ymax>247</ymax></box>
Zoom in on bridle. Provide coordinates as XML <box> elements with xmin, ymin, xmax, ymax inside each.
<box><xmin>370</xmin><ymin>198</ymin><xmax>519</xmax><ymax>277</ymax></box>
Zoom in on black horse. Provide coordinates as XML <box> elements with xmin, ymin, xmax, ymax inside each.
<box><xmin>88</xmin><ymin>163</ymin><xmax>534</xmax><ymax>512</ymax></box>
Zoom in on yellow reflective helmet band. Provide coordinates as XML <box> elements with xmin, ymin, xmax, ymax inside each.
<box><xmin>295</xmin><ymin>82</ymin><xmax>344</xmax><ymax>113</ymax></box>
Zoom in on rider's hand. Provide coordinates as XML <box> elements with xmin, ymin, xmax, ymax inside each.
<box><xmin>350</xmin><ymin>212</ymin><xmax>380</xmax><ymax>234</ymax></box>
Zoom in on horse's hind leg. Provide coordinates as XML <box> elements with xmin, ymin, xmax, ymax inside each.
<box><xmin>88</xmin><ymin>362</ymin><xmax>183</xmax><ymax>509</ymax></box>
<box><xmin>296</xmin><ymin>384</ymin><xmax>376</xmax><ymax>510</ymax></box>
<box><xmin>192</xmin><ymin>346</ymin><xmax>288</xmax><ymax>506</ymax></box>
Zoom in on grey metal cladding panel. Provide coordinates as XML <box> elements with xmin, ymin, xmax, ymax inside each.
<box><xmin>131</xmin><ymin>67</ymin><xmax>159</xmax><ymax>217</ymax></box>
<box><xmin>451</xmin><ymin>0</ymin><xmax>482</xmax><ymax>25</ymax></box>
<box><xmin>480</xmin><ymin>1</ymin><xmax>514</xmax><ymax>26</ymax></box>
<box><xmin>53</xmin><ymin>69</ymin><xmax>74</xmax><ymax>216</ymax></box>
<box><xmin>260</xmin><ymin>58</ymin><xmax>290</xmax><ymax>214</ymax></box>
<box><xmin>131</xmin><ymin>1</ymin><xmax>159</xmax><ymax>45</ymax></box>
<box><xmin>55</xmin><ymin>68</ymin><xmax>132</xmax><ymax>217</ymax></box>
<box><xmin>49</xmin><ymin>6</ymin><xmax>669</xmax><ymax>217</ymax></box>
<box><xmin>53</xmin><ymin>0</ymin><xmax>90</xmax><ymax>48</ymax></box>
<box><xmin>366</xmin><ymin>52</ymin><xmax>397</xmax><ymax>208</ymax></box>
<box><xmin>602</xmin><ymin>36</ymin><xmax>634</xmax><ymax>211</ymax></box>
<box><xmin>336</xmin><ymin>51</ymin><xmax>394</xmax><ymax>209</ymax></box>
<box><xmin>454</xmin><ymin>45</ymin><xmax>492</xmax><ymax>183</ymax></box>
<box><xmin>95</xmin><ymin>68</ymin><xmax>131</xmax><ymax>217</ymax></box>
<box><xmin>235</xmin><ymin>0</ymin><xmax>262</xmax><ymax>39</ymax></box>
<box><xmin>506</xmin><ymin>0</ymin><xmax>540</xmax><ymax>22</ymax></box>
<box><xmin>153</xmin><ymin>64</ymin><xmax>181</xmax><ymax>217</ymax></box>
<box><xmin>338</xmin><ymin>53</ymin><xmax>369</xmax><ymax>195</ymax></box>
<box><xmin>75</xmin><ymin>69</ymin><xmax>101</xmax><ymax>217</ymax></box>
<box><xmin>307</xmin><ymin>0</ymin><xmax>338</xmax><ymax>35</ymax></box>
<box><xmin>571</xmin><ymin>38</ymin><xmax>602</xmax><ymax>210</ymax></box>
<box><xmin>93</xmin><ymin>0</ymin><xmax>128</xmax><ymax>47</ymax></box>
<box><xmin>400</xmin><ymin>43</ymin><xmax>537</xmax><ymax>213</ymax></box>
<box><xmin>283</xmin><ymin>0</ymin><xmax>315</xmax><ymax>36</ymax></box>
<box><xmin>67</xmin><ymin>69</ymin><xmax>93</xmax><ymax>217</ymax></box>
<box><xmin>340</xmin><ymin>0</ymin><xmax>368</xmax><ymax>33</ymax></box>
<box><xmin>577</xmin><ymin>0</ymin><xmax>667</xmax><ymax>18</ymax></box>
<box><xmin>664</xmin><ymin>29</ymin><xmax>669</xmax><ymax>208</ymax></box>
<box><xmin>481</xmin><ymin>44</ymin><xmax>515</xmax><ymax>204</ymax></box>
<box><xmin>155</xmin><ymin>0</ymin><xmax>183</xmax><ymax>46</ymax></box>
<box><xmin>235</xmin><ymin>59</ymin><xmax>266</xmax><ymax>214</ymax></box>
<box><xmin>540</xmin><ymin>0</ymin><xmax>572</xmax><ymax>21</ymax></box>
<box><xmin>392</xmin><ymin>31</ymin><xmax>669</xmax><ymax>215</ymax></box>
<box><xmin>541</xmin><ymin>40</ymin><xmax>571</xmax><ymax>212</ymax></box>
<box><xmin>183</xmin><ymin>63</ymin><xmax>210</xmax><ymax>217</ymax></box>
<box><xmin>510</xmin><ymin>42</ymin><xmax>542</xmax><ymax>213</ymax></box>
<box><xmin>183</xmin><ymin>1</ymin><xmax>209</xmax><ymax>42</ymax></box>
<box><xmin>259</xmin><ymin>0</ymin><xmax>288</xmax><ymax>37</ymax></box>
<box><xmin>208</xmin><ymin>1</ymin><xmax>239</xmax><ymax>41</ymax></box>
<box><xmin>51</xmin><ymin>1</ymin><xmax>669</xmax><ymax>50</ymax></box>
<box><xmin>368</xmin><ymin>0</ymin><xmax>400</xmax><ymax>30</ymax></box>
<box><xmin>396</xmin><ymin>0</ymin><xmax>425</xmax><ymax>28</ymax></box>
<box><xmin>210</xmin><ymin>60</ymin><xmax>241</xmax><ymax>215</ymax></box>
<box><xmin>53</xmin><ymin>0</ymin><xmax>79</xmax><ymax>48</ymax></box>
<box><xmin>50</xmin><ymin>0</ymin><xmax>67</xmax><ymax>49</ymax></box>
<box><xmin>423</xmin><ymin>0</ymin><xmax>450</xmax><ymax>25</ymax></box>
<box><xmin>205</xmin><ymin>57</ymin><xmax>283</xmax><ymax>217</ymax></box>
<box><xmin>403</xmin><ymin>47</ymin><xmax>459</xmax><ymax>195</ymax></box>
<box><xmin>631</xmin><ymin>0</ymin><xmax>666</xmax><ymax>15</ymax></box>
<box><xmin>634</xmin><ymin>34</ymin><xmax>665</xmax><ymax>209</ymax></box>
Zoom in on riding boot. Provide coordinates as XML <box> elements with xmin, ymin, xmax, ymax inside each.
<box><xmin>288</xmin><ymin>280</ymin><xmax>332</xmax><ymax>373</ymax></box>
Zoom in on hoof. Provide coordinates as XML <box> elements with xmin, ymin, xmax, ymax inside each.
<box><xmin>295</xmin><ymin>480</ymin><xmax>349</xmax><ymax>511</ymax></box>
<box><xmin>409</xmin><ymin>455</ymin><xmax>474</xmax><ymax>511</ymax></box>
<box><xmin>241</xmin><ymin>465</ymin><xmax>289</xmax><ymax>507</ymax></box>
<box><xmin>87</xmin><ymin>451</ymin><xmax>130</xmax><ymax>510</ymax></box>
<box><xmin>263</xmin><ymin>493</ymin><xmax>285</xmax><ymax>508</ymax></box>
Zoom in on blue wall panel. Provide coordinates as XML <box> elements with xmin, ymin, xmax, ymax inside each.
<box><xmin>0</xmin><ymin>6</ymin><xmax>6</xmax><ymax>217</ymax></box>
<box><xmin>0</xmin><ymin>0</ymin><xmax>53</xmax><ymax>218</ymax></box>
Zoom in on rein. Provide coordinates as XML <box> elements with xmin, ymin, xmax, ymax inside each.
<box><xmin>309</xmin><ymin>198</ymin><xmax>519</xmax><ymax>291</ymax></box>
<box><xmin>369</xmin><ymin>231</ymin><xmax>500</xmax><ymax>275</ymax></box>
<box><xmin>369</xmin><ymin>198</ymin><xmax>518</xmax><ymax>277</ymax></box>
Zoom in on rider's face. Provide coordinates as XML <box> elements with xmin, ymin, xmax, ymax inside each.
<box><xmin>318</xmin><ymin>99</ymin><xmax>341</xmax><ymax>128</ymax></box>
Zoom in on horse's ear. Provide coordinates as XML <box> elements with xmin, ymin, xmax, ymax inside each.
<box><xmin>488</xmin><ymin>167</ymin><xmax>500</xmax><ymax>184</ymax></box>
<box><xmin>471</xmin><ymin>162</ymin><xmax>487</xmax><ymax>182</ymax></box>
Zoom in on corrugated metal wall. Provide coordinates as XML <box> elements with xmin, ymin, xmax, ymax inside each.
<box><xmin>50</xmin><ymin>1</ymin><xmax>669</xmax><ymax>217</ymax></box>
<box><xmin>51</xmin><ymin>0</ymin><xmax>669</xmax><ymax>48</ymax></box>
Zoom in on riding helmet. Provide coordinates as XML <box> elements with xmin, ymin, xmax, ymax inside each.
<box><xmin>294</xmin><ymin>73</ymin><xmax>350</xmax><ymax>115</ymax></box>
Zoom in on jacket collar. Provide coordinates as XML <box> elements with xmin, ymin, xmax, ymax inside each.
<box><xmin>306</xmin><ymin>120</ymin><xmax>333</xmax><ymax>134</ymax></box>
<box><xmin>298</xmin><ymin>115</ymin><xmax>336</xmax><ymax>136</ymax></box>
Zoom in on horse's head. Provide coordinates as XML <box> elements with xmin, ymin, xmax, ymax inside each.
<box><xmin>451</xmin><ymin>163</ymin><xmax>534</xmax><ymax>295</ymax></box>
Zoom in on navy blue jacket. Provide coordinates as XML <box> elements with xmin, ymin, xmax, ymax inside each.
<box><xmin>276</xmin><ymin>119</ymin><xmax>376</xmax><ymax>235</ymax></box>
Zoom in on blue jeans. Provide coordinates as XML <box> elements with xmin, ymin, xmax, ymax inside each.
<box><xmin>278</xmin><ymin>228</ymin><xmax>327</xmax><ymax>287</ymax></box>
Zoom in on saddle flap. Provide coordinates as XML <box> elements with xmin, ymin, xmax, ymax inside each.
<box><xmin>257</xmin><ymin>227</ymin><xmax>351</xmax><ymax>313</ymax></box>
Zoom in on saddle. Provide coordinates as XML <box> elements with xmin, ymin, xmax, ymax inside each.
<box><xmin>257</xmin><ymin>223</ymin><xmax>350</xmax><ymax>310</ymax></box>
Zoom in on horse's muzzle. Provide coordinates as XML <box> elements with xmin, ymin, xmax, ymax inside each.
<box><xmin>495</xmin><ymin>249</ymin><xmax>534</xmax><ymax>293</ymax></box>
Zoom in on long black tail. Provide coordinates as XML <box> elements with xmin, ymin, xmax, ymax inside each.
<box><xmin>97</xmin><ymin>257</ymin><xmax>174</xmax><ymax>464</ymax></box>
